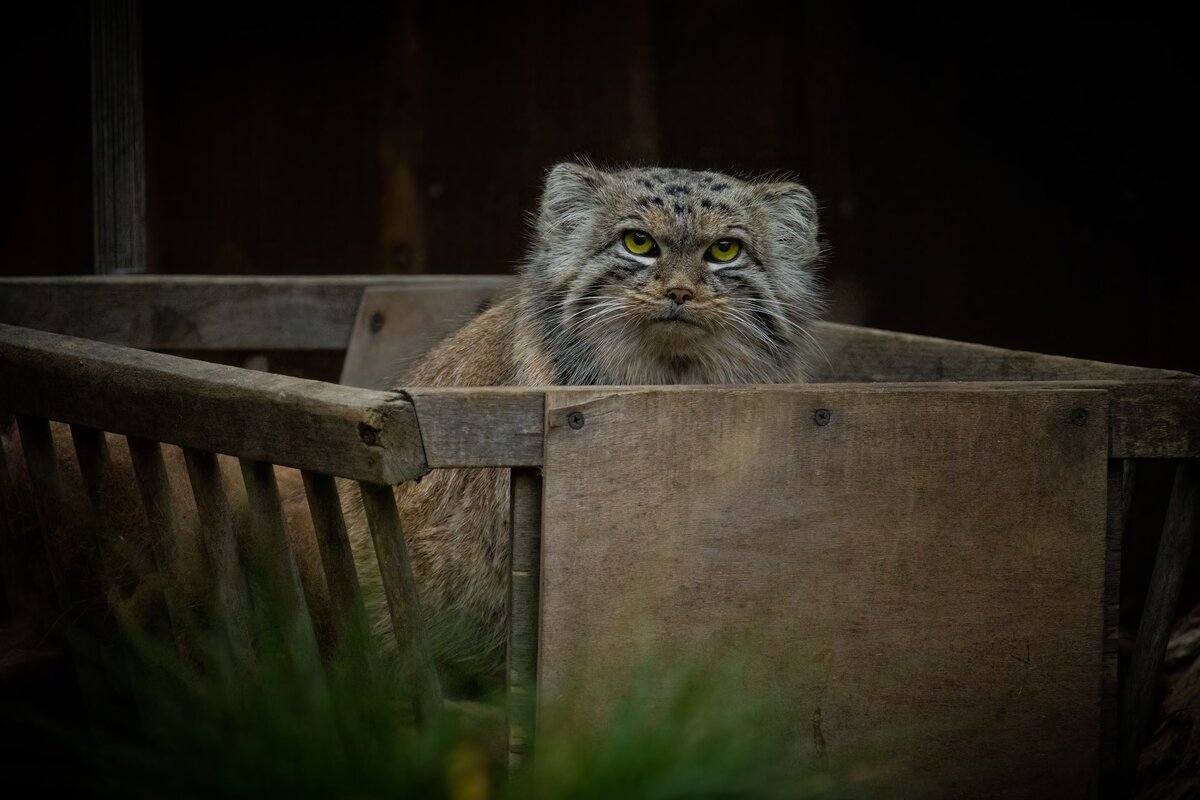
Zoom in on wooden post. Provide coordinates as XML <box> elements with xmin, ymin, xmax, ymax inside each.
<box><xmin>507</xmin><ymin>467</ymin><xmax>542</xmax><ymax>770</ymax></box>
<box><xmin>1102</xmin><ymin>459</ymin><xmax>1136</xmax><ymax>794</ymax></box>
<box><xmin>1119</xmin><ymin>459</ymin><xmax>1199</xmax><ymax>794</ymax></box>
<box><xmin>90</xmin><ymin>0</ymin><xmax>147</xmax><ymax>273</ymax></box>
<box><xmin>358</xmin><ymin>481</ymin><xmax>443</xmax><ymax>725</ymax></box>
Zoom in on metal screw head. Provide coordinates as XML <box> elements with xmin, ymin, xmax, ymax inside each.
<box><xmin>1070</xmin><ymin>408</ymin><xmax>1089</xmax><ymax>426</ymax></box>
<box><xmin>567</xmin><ymin>411</ymin><xmax>585</xmax><ymax>430</ymax></box>
<box><xmin>814</xmin><ymin>409</ymin><xmax>832</xmax><ymax>427</ymax></box>
<box><xmin>369</xmin><ymin>312</ymin><xmax>386</xmax><ymax>333</ymax></box>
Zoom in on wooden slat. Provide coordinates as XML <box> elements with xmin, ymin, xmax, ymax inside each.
<box><xmin>507</xmin><ymin>467</ymin><xmax>542</xmax><ymax>769</ymax></box>
<box><xmin>182</xmin><ymin>447</ymin><xmax>254</xmax><ymax>668</ymax></box>
<box><xmin>405</xmin><ymin>387</ymin><xmax>544</xmax><ymax>467</ymax></box>
<box><xmin>538</xmin><ymin>387</ymin><xmax>1109</xmax><ymax>796</ymax></box>
<box><xmin>1101</xmin><ymin>459</ymin><xmax>1136</xmax><ymax>790</ymax></box>
<box><xmin>238</xmin><ymin>459</ymin><xmax>324</xmax><ymax>676</ymax></box>
<box><xmin>0</xmin><ymin>275</ymin><xmax>514</xmax><ymax>351</ymax></box>
<box><xmin>68</xmin><ymin>425</ymin><xmax>128</xmax><ymax>606</ymax></box>
<box><xmin>1119</xmin><ymin>459</ymin><xmax>1200</xmax><ymax>793</ymax></box>
<box><xmin>358</xmin><ymin>481</ymin><xmax>443</xmax><ymax>724</ymax></box>
<box><xmin>812</xmin><ymin>321</ymin><xmax>1190</xmax><ymax>383</ymax></box>
<box><xmin>0</xmin><ymin>415</ymin><xmax>58</xmax><ymax>621</ymax></box>
<box><xmin>1109</xmin><ymin>379</ymin><xmax>1200</xmax><ymax>459</ymax></box>
<box><xmin>0</xmin><ymin>323</ymin><xmax>428</xmax><ymax>483</ymax></box>
<box><xmin>301</xmin><ymin>470</ymin><xmax>374</xmax><ymax>666</ymax></box>
<box><xmin>14</xmin><ymin>415</ymin><xmax>74</xmax><ymax>612</ymax></box>
<box><xmin>126</xmin><ymin>436</ymin><xmax>192</xmax><ymax>648</ymax></box>
<box><xmin>339</xmin><ymin>284</ymin><xmax>509</xmax><ymax>388</ymax></box>
<box><xmin>90</xmin><ymin>0</ymin><xmax>146</xmax><ymax>274</ymax></box>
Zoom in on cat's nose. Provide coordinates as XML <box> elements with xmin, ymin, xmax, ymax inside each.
<box><xmin>665</xmin><ymin>287</ymin><xmax>693</xmax><ymax>305</ymax></box>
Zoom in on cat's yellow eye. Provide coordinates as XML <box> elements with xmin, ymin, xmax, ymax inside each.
<box><xmin>707</xmin><ymin>238</ymin><xmax>741</xmax><ymax>263</ymax></box>
<box><xmin>622</xmin><ymin>230</ymin><xmax>657</xmax><ymax>256</ymax></box>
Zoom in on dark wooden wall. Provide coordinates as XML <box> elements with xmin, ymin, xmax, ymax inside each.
<box><xmin>2</xmin><ymin>2</ymin><xmax>1196</xmax><ymax>373</ymax></box>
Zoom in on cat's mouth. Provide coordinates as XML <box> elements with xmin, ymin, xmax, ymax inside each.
<box><xmin>652</xmin><ymin>317</ymin><xmax>702</xmax><ymax>327</ymax></box>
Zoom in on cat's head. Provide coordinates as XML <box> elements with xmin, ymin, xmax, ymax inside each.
<box><xmin>526</xmin><ymin>161</ymin><xmax>824</xmax><ymax>385</ymax></box>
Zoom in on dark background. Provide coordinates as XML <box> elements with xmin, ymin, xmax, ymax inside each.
<box><xmin>3</xmin><ymin>2</ymin><xmax>1195</xmax><ymax>373</ymax></box>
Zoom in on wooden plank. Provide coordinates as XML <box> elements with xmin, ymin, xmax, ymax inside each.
<box><xmin>811</xmin><ymin>321</ymin><xmax>1191</xmax><ymax>383</ymax></box>
<box><xmin>126</xmin><ymin>436</ymin><xmax>192</xmax><ymax>649</ymax></box>
<box><xmin>238</xmin><ymin>459</ymin><xmax>324</xmax><ymax>677</ymax></box>
<box><xmin>14</xmin><ymin>415</ymin><xmax>74</xmax><ymax>612</ymax></box>
<box><xmin>0</xmin><ymin>275</ymin><xmax>514</xmax><ymax>351</ymax></box>
<box><xmin>1101</xmin><ymin>459</ymin><xmax>1136</xmax><ymax>790</ymax></box>
<box><xmin>68</xmin><ymin>425</ymin><xmax>127</xmax><ymax>601</ymax></box>
<box><xmin>1109</xmin><ymin>379</ymin><xmax>1200</xmax><ymax>459</ymax></box>
<box><xmin>90</xmin><ymin>0</ymin><xmax>146</xmax><ymax>274</ymax></box>
<box><xmin>339</xmin><ymin>284</ymin><xmax>509</xmax><ymax>388</ymax></box>
<box><xmin>406</xmin><ymin>387</ymin><xmax>544</xmax><ymax>468</ymax></box>
<box><xmin>1119</xmin><ymin>459</ymin><xmax>1200</xmax><ymax>794</ymax></box>
<box><xmin>507</xmin><ymin>467</ymin><xmax>542</xmax><ymax>769</ymax></box>
<box><xmin>358</xmin><ymin>481</ymin><xmax>443</xmax><ymax>724</ymax></box>
<box><xmin>0</xmin><ymin>323</ymin><xmax>428</xmax><ymax>483</ymax></box>
<box><xmin>301</xmin><ymin>470</ymin><xmax>374</xmax><ymax>667</ymax></box>
<box><xmin>182</xmin><ymin>447</ymin><xmax>254</xmax><ymax>668</ymax></box>
<box><xmin>539</xmin><ymin>387</ymin><xmax>1109</xmax><ymax>797</ymax></box>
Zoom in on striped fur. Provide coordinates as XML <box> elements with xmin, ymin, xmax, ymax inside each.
<box><xmin>343</xmin><ymin>163</ymin><xmax>825</xmax><ymax>683</ymax></box>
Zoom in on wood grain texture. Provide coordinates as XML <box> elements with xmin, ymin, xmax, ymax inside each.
<box><xmin>339</xmin><ymin>284</ymin><xmax>509</xmax><ymax>388</ymax></box>
<box><xmin>0</xmin><ymin>323</ymin><xmax>428</xmax><ymax>483</ymax></box>
<box><xmin>358</xmin><ymin>481</ymin><xmax>443</xmax><ymax>724</ymax></box>
<box><xmin>1119</xmin><ymin>459</ymin><xmax>1200</xmax><ymax>793</ymax></box>
<box><xmin>14</xmin><ymin>415</ymin><xmax>75</xmax><ymax>612</ymax></box>
<box><xmin>507</xmin><ymin>467</ymin><xmax>542</xmax><ymax>768</ymax></box>
<box><xmin>0</xmin><ymin>276</ymin><xmax>513</xmax><ymax>351</ymax></box>
<box><xmin>539</xmin><ymin>387</ymin><xmax>1109</xmax><ymax>797</ymax></box>
<box><xmin>406</xmin><ymin>388</ymin><xmax>544</xmax><ymax>468</ymax></box>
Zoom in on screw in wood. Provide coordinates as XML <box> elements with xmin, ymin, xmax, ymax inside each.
<box><xmin>567</xmin><ymin>411</ymin><xmax>585</xmax><ymax>430</ymax></box>
<box><xmin>369</xmin><ymin>312</ymin><xmax>386</xmax><ymax>333</ymax></box>
<box><xmin>1071</xmin><ymin>408</ymin><xmax>1089</xmax><ymax>426</ymax></box>
<box><xmin>814</xmin><ymin>409</ymin><xmax>832</xmax><ymax>427</ymax></box>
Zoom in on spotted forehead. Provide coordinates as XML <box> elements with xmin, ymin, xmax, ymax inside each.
<box><xmin>615</xmin><ymin>168</ymin><xmax>743</xmax><ymax>222</ymax></box>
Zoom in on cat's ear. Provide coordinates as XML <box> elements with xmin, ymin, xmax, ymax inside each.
<box><xmin>538</xmin><ymin>162</ymin><xmax>606</xmax><ymax>237</ymax></box>
<box><xmin>756</xmin><ymin>181</ymin><xmax>820</xmax><ymax>265</ymax></box>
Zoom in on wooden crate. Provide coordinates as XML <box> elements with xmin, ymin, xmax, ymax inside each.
<box><xmin>1</xmin><ymin>276</ymin><xmax>1197</xmax><ymax>798</ymax></box>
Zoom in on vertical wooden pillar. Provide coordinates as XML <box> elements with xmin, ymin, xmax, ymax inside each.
<box><xmin>91</xmin><ymin>0</ymin><xmax>147</xmax><ymax>273</ymax></box>
<box><xmin>507</xmin><ymin>467</ymin><xmax>542</xmax><ymax>769</ymax></box>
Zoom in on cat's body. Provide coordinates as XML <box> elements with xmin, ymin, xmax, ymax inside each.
<box><xmin>342</xmin><ymin>163</ymin><xmax>826</xmax><ymax>678</ymax></box>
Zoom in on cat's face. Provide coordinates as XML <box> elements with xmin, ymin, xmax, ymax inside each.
<box><xmin>528</xmin><ymin>163</ymin><xmax>823</xmax><ymax>384</ymax></box>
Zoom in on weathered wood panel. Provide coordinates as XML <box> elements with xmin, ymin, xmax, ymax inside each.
<box><xmin>0</xmin><ymin>276</ymin><xmax>513</xmax><ymax>351</ymax></box>
<box><xmin>339</xmin><ymin>284</ymin><xmax>509</xmax><ymax>388</ymax></box>
<box><xmin>0</xmin><ymin>323</ymin><xmax>427</xmax><ymax>483</ymax></box>
<box><xmin>405</xmin><ymin>388</ymin><xmax>544</xmax><ymax>468</ymax></box>
<box><xmin>539</xmin><ymin>387</ymin><xmax>1109</xmax><ymax>797</ymax></box>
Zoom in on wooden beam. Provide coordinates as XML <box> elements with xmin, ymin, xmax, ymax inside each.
<box><xmin>90</xmin><ymin>0</ymin><xmax>146</xmax><ymax>274</ymax></box>
<box><xmin>0</xmin><ymin>324</ymin><xmax>428</xmax><ymax>483</ymax></box>
<box><xmin>1101</xmin><ymin>459</ymin><xmax>1136</xmax><ymax>790</ymax></box>
<box><xmin>0</xmin><ymin>276</ymin><xmax>514</xmax><ymax>351</ymax></box>
<box><xmin>405</xmin><ymin>387</ymin><xmax>544</xmax><ymax>468</ymax></box>
<box><xmin>812</xmin><ymin>321</ymin><xmax>1190</xmax><ymax>383</ymax></box>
